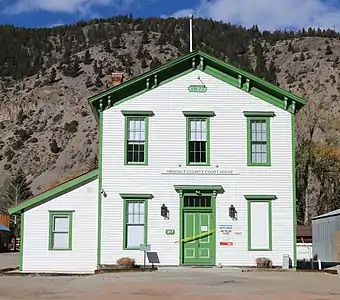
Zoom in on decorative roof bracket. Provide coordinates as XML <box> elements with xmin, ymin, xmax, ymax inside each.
<box><xmin>245</xmin><ymin>78</ymin><xmax>251</xmax><ymax>92</ymax></box>
<box><xmin>107</xmin><ymin>95</ymin><xmax>112</xmax><ymax>108</ymax></box>
<box><xmin>199</xmin><ymin>57</ymin><xmax>204</xmax><ymax>70</ymax></box>
<box><xmin>238</xmin><ymin>75</ymin><xmax>243</xmax><ymax>88</ymax></box>
<box><xmin>291</xmin><ymin>100</ymin><xmax>296</xmax><ymax>113</ymax></box>
<box><xmin>284</xmin><ymin>97</ymin><xmax>288</xmax><ymax>110</ymax></box>
<box><xmin>99</xmin><ymin>98</ymin><xmax>103</xmax><ymax>112</ymax></box>
<box><xmin>192</xmin><ymin>57</ymin><xmax>196</xmax><ymax>70</ymax></box>
<box><xmin>153</xmin><ymin>74</ymin><xmax>158</xmax><ymax>88</ymax></box>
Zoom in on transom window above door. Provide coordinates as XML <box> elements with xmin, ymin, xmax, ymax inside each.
<box><xmin>184</xmin><ymin>196</ymin><xmax>212</xmax><ymax>208</ymax></box>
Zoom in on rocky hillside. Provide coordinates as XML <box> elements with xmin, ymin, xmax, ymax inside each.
<box><xmin>0</xmin><ymin>17</ymin><xmax>339</xmax><ymax>223</ymax></box>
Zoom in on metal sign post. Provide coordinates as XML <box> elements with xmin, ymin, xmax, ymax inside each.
<box><xmin>140</xmin><ymin>244</ymin><xmax>151</xmax><ymax>268</ymax></box>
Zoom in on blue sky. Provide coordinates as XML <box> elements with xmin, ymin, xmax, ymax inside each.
<box><xmin>1</xmin><ymin>0</ymin><xmax>340</xmax><ymax>31</ymax></box>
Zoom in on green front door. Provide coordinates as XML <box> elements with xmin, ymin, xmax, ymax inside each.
<box><xmin>181</xmin><ymin>195</ymin><xmax>215</xmax><ymax>265</ymax></box>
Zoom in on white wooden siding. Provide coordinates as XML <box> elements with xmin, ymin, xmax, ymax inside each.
<box><xmin>22</xmin><ymin>179</ymin><xmax>98</xmax><ymax>273</ymax></box>
<box><xmin>101</xmin><ymin>70</ymin><xmax>294</xmax><ymax>267</ymax></box>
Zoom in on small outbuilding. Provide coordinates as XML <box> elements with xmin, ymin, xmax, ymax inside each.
<box><xmin>312</xmin><ymin>209</ymin><xmax>340</xmax><ymax>263</ymax></box>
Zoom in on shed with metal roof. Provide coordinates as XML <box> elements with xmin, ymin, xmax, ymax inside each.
<box><xmin>311</xmin><ymin>209</ymin><xmax>340</xmax><ymax>262</ymax></box>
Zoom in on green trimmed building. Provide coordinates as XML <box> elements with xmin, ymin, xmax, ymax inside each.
<box><xmin>9</xmin><ymin>50</ymin><xmax>306</xmax><ymax>273</ymax></box>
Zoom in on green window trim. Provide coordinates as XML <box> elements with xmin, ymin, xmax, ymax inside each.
<box><xmin>185</xmin><ymin>115</ymin><xmax>211</xmax><ymax>166</ymax></box>
<box><xmin>182</xmin><ymin>111</ymin><xmax>215</xmax><ymax>117</ymax></box>
<box><xmin>124</xmin><ymin>115</ymin><xmax>149</xmax><ymax>165</ymax></box>
<box><xmin>243</xmin><ymin>111</ymin><xmax>275</xmax><ymax>117</ymax></box>
<box><xmin>245</xmin><ymin>112</ymin><xmax>274</xmax><ymax>167</ymax></box>
<box><xmin>246</xmin><ymin>198</ymin><xmax>273</xmax><ymax>251</ymax></box>
<box><xmin>122</xmin><ymin>196</ymin><xmax>149</xmax><ymax>250</ymax></box>
<box><xmin>121</xmin><ymin>110</ymin><xmax>154</xmax><ymax>116</ymax></box>
<box><xmin>48</xmin><ymin>211</ymin><xmax>74</xmax><ymax>251</ymax></box>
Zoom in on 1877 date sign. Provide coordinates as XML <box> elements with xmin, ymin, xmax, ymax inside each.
<box><xmin>188</xmin><ymin>85</ymin><xmax>207</xmax><ymax>93</ymax></box>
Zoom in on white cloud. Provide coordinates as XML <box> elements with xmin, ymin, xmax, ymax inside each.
<box><xmin>171</xmin><ymin>0</ymin><xmax>340</xmax><ymax>31</ymax></box>
<box><xmin>2</xmin><ymin>0</ymin><xmax>131</xmax><ymax>15</ymax></box>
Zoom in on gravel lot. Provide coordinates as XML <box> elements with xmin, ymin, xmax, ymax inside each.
<box><xmin>1</xmin><ymin>268</ymin><xmax>340</xmax><ymax>300</ymax></box>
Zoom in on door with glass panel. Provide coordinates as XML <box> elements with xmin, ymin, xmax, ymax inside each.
<box><xmin>181</xmin><ymin>195</ymin><xmax>214</xmax><ymax>265</ymax></box>
<box><xmin>124</xmin><ymin>200</ymin><xmax>146</xmax><ymax>249</ymax></box>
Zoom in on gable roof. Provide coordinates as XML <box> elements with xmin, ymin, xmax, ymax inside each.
<box><xmin>8</xmin><ymin>169</ymin><xmax>98</xmax><ymax>215</ymax></box>
<box><xmin>88</xmin><ymin>50</ymin><xmax>306</xmax><ymax>120</ymax></box>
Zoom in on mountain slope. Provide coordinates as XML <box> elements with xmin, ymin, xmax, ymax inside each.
<box><xmin>0</xmin><ymin>17</ymin><xmax>339</xmax><ymax>222</ymax></box>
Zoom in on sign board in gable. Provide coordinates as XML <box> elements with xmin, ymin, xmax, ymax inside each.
<box><xmin>188</xmin><ymin>85</ymin><xmax>207</xmax><ymax>93</ymax></box>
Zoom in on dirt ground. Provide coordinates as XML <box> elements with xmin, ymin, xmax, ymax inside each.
<box><xmin>0</xmin><ymin>252</ymin><xmax>19</xmax><ymax>271</ymax></box>
<box><xmin>1</xmin><ymin>268</ymin><xmax>340</xmax><ymax>300</ymax></box>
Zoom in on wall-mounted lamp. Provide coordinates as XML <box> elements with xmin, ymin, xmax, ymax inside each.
<box><xmin>161</xmin><ymin>204</ymin><xmax>169</xmax><ymax>219</ymax></box>
<box><xmin>101</xmin><ymin>188</ymin><xmax>107</xmax><ymax>198</ymax></box>
<box><xmin>229</xmin><ymin>205</ymin><xmax>237</xmax><ymax>220</ymax></box>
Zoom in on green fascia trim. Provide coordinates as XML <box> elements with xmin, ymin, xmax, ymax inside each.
<box><xmin>121</xmin><ymin>110</ymin><xmax>154</xmax><ymax>116</ymax></box>
<box><xmin>174</xmin><ymin>185</ymin><xmax>224</xmax><ymax>193</ymax></box>
<box><xmin>247</xmin><ymin>199</ymin><xmax>273</xmax><ymax>251</ymax></box>
<box><xmin>291</xmin><ymin>114</ymin><xmax>297</xmax><ymax>268</ymax></box>
<box><xmin>186</xmin><ymin>116</ymin><xmax>210</xmax><ymax>166</ymax></box>
<box><xmin>124</xmin><ymin>115</ymin><xmax>149</xmax><ymax>165</ymax></box>
<box><xmin>122</xmin><ymin>198</ymin><xmax>148</xmax><ymax>250</ymax></box>
<box><xmin>182</xmin><ymin>111</ymin><xmax>215</xmax><ymax>117</ymax></box>
<box><xmin>244</xmin><ymin>195</ymin><xmax>277</xmax><ymax>200</ymax></box>
<box><xmin>246</xmin><ymin>116</ymin><xmax>271</xmax><ymax>167</ymax></box>
<box><xmin>48</xmin><ymin>211</ymin><xmax>74</xmax><ymax>251</ymax></box>
<box><xmin>243</xmin><ymin>111</ymin><xmax>275</xmax><ymax>117</ymax></box>
<box><xmin>8</xmin><ymin>169</ymin><xmax>99</xmax><ymax>215</ymax></box>
<box><xmin>19</xmin><ymin>213</ymin><xmax>24</xmax><ymax>272</ymax></box>
<box><xmin>88</xmin><ymin>51</ymin><xmax>306</xmax><ymax>121</ymax></box>
<box><xmin>97</xmin><ymin>110</ymin><xmax>103</xmax><ymax>266</ymax></box>
<box><xmin>119</xmin><ymin>193</ymin><xmax>154</xmax><ymax>199</ymax></box>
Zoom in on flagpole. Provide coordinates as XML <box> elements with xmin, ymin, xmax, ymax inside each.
<box><xmin>189</xmin><ymin>14</ymin><xmax>193</xmax><ymax>52</ymax></box>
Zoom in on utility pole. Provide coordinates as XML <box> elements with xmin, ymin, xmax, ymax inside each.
<box><xmin>189</xmin><ymin>14</ymin><xmax>193</xmax><ymax>52</ymax></box>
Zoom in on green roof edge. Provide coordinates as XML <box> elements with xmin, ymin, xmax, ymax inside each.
<box><xmin>8</xmin><ymin>169</ymin><xmax>99</xmax><ymax>215</ymax></box>
<box><xmin>88</xmin><ymin>50</ymin><xmax>307</xmax><ymax>119</ymax></box>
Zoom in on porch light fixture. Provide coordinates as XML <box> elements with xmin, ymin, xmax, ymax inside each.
<box><xmin>161</xmin><ymin>204</ymin><xmax>169</xmax><ymax>219</ymax></box>
<box><xmin>229</xmin><ymin>205</ymin><xmax>237</xmax><ymax>220</ymax></box>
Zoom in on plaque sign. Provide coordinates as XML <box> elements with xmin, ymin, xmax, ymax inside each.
<box><xmin>188</xmin><ymin>85</ymin><xmax>207</xmax><ymax>93</ymax></box>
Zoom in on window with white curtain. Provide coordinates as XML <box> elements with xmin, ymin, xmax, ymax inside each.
<box><xmin>188</xmin><ymin>117</ymin><xmax>208</xmax><ymax>164</ymax></box>
<box><xmin>125</xmin><ymin>201</ymin><xmax>146</xmax><ymax>249</ymax></box>
<box><xmin>49</xmin><ymin>211</ymin><xmax>73</xmax><ymax>250</ymax></box>
<box><xmin>250</xmin><ymin>119</ymin><xmax>268</xmax><ymax>164</ymax></box>
<box><xmin>126</xmin><ymin>117</ymin><xmax>146</xmax><ymax>163</ymax></box>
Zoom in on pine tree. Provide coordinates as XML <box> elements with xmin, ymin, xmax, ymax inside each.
<box><xmin>266</xmin><ymin>60</ymin><xmax>277</xmax><ymax>84</ymax></box>
<box><xmin>85</xmin><ymin>76</ymin><xmax>93</xmax><ymax>88</ymax></box>
<box><xmin>95</xmin><ymin>75</ymin><xmax>103</xmax><ymax>87</ymax></box>
<box><xmin>299</xmin><ymin>51</ymin><xmax>305</xmax><ymax>61</ymax></box>
<box><xmin>288</xmin><ymin>42</ymin><xmax>294</xmax><ymax>52</ymax></box>
<box><xmin>1</xmin><ymin>168</ymin><xmax>32</xmax><ymax>242</ymax></box>
<box><xmin>141</xmin><ymin>31</ymin><xmax>149</xmax><ymax>44</ymax></box>
<box><xmin>136</xmin><ymin>44</ymin><xmax>144</xmax><ymax>59</ymax></box>
<box><xmin>141</xmin><ymin>57</ymin><xmax>148</xmax><ymax>69</ymax></box>
<box><xmin>150</xmin><ymin>57</ymin><xmax>161</xmax><ymax>69</ymax></box>
<box><xmin>49</xmin><ymin>67</ymin><xmax>57</xmax><ymax>84</ymax></box>
<box><xmin>84</xmin><ymin>50</ymin><xmax>92</xmax><ymax>65</ymax></box>
<box><xmin>103</xmin><ymin>40</ymin><xmax>112</xmax><ymax>53</ymax></box>
<box><xmin>72</xmin><ymin>56</ymin><xmax>82</xmax><ymax>77</ymax></box>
